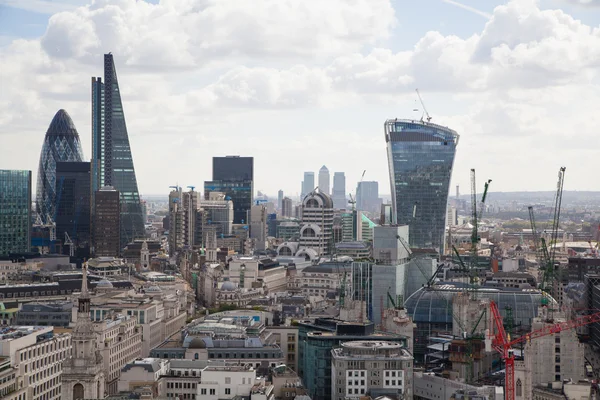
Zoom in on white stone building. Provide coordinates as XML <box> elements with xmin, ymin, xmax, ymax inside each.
<box><xmin>298</xmin><ymin>190</ymin><xmax>334</xmax><ymax>257</ymax></box>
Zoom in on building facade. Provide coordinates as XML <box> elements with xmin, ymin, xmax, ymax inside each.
<box><xmin>385</xmin><ymin>119</ymin><xmax>459</xmax><ymax>251</ymax></box>
<box><xmin>55</xmin><ymin>161</ymin><xmax>91</xmax><ymax>256</ymax></box>
<box><xmin>0</xmin><ymin>170</ymin><xmax>31</xmax><ymax>256</ymax></box>
<box><xmin>301</xmin><ymin>172</ymin><xmax>315</xmax><ymax>200</ymax></box>
<box><xmin>298</xmin><ymin>190</ymin><xmax>334</xmax><ymax>257</ymax></box>
<box><xmin>331</xmin><ymin>341</ymin><xmax>413</xmax><ymax>400</ymax></box>
<box><xmin>36</xmin><ymin>109</ymin><xmax>85</xmax><ymax>224</ymax></box>
<box><xmin>332</xmin><ymin>172</ymin><xmax>346</xmax><ymax>210</ymax></box>
<box><xmin>93</xmin><ymin>186</ymin><xmax>120</xmax><ymax>257</ymax></box>
<box><xmin>281</xmin><ymin>197</ymin><xmax>293</xmax><ymax>218</ymax></box>
<box><xmin>356</xmin><ymin>181</ymin><xmax>380</xmax><ymax>213</ymax></box>
<box><xmin>92</xmin><ymin>54</ymin><xmax>145</xmax><ymax>249</ymax></box>
<box><xmin>318</xmin><ymin>165</ymin><xmax>330</xmax><ymax>195</ymax></box>
<box><xmin>205</xmin><ymin>156</ymin><xmax>254</xmax><ymax>224</ymax></box>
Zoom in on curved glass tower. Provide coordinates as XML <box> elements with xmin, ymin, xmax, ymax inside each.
<box><xmin>385</xmin><ymin>119</ymin><xmax>459</xmax><ymax>252</ymax></box>
<box><xmin>36</xmin><ymin>109</ymin><xmax>85</xmax><ymax>223</ymax></box>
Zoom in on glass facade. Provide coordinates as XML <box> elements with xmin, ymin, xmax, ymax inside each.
<box><xmin>0</xmin><ymin>170</ymin><xmax>31</xmax><ymax>255</ymax></box>
<box><xmin>55</xmin><ymin>162</ymin><xmax>91</xmax><ymax>257</ymax></box>
<box><xmin>385</xmin><ymin>119</ymin><xmax>459</xmax><ymax>251</ymax></box>
<box><xmin>36</xmin><ymin>109</ymin><xmax>85</xmax><ymax>224</ymax></box>
<box><xmin>212</xmin><ymin>156</ymin><xmax>253</xmax><ymax>181</ymax></box>
<box><xmin>92</xmin><ymin>54</ymin><xmax>144</xmax><ymax>250</ymax></box>
<box><xmin>204</xmin><ymin>180</ymin><xmax>253</xmax><ymax>224</ymax></box>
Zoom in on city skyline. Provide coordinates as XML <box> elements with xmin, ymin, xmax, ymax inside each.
<box><xmin>2</xmin><ymin>0</ymin><xmax>600</xmax><ymax>197</ymax></box>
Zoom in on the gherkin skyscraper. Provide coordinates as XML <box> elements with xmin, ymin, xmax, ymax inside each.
<box><xmin>36</xmin><ymin>109</ymin><xmax>85</xmax><ymax>224</ymax></box>
<box><xmin>92</xmin><ymin>53</ymin><xmax>144</xmax><ymax>251</ymax></box>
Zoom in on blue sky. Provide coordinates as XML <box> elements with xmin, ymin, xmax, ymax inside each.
<box><xmin>1</xmin><ymin>0</ymin><xmax>600</xmax><ymax>197</ymax></box>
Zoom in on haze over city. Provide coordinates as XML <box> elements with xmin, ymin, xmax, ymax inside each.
<box><xmin>2</xmin><ymin>0</ymin><xmax>600</xmax><ymax>196</ymax></box>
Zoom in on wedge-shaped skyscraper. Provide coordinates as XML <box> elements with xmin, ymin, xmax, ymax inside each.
<box><xmin>92</xmin><ymin>54</ymin><xmax>144</xmax><ymax>250</ymax></box>
<box><xmin>36</xmin><ymin>109</ymin><xmax>85</xmax><ymax>224</ymax></box>
<box><xmin>385</xmin><ymin>119</ymin><xmax>459</xmax><ymax>252</ymax></box>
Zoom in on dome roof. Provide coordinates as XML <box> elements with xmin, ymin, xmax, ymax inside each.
<box><xmin>146</xmin><ymin>285</ymin><xmax>162</xmax><ymax>293</ymax></box>
<box><xmin>221</xmin><ymin>281</ymin><xmax>237</xmax><ymax>291</ymax></box>
<box><xmin>46</xmin><ymin>109</ymin><xmax>80</xmax><ymax>138</ymax></box>
<box><xmin>188</xmin><ymin>337</ymin><xmax>207</xmax><ymax>349</ymax></box>
<box><xmin>404</xmin><ymin>283</ymin><xmax>556</xmax><ymax>329</ymax></box>
<box><xmin>95</xmin><ymin>279</ymin><xmax>114</xmax><ymax>288</ymax></box>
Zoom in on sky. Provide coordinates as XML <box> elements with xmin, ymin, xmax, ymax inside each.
<box><xmin>1</xmin><ymin>0</ymin><xmax>600</xmax><ymax>199</ymax></box>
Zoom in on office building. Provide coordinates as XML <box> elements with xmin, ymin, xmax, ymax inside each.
<box><xmin>318</xmin><ymin>165</ymin><xmax>330</xmax><ymax>195</ymax></box>
<box><xmin>281</xmin><ymin>197</ymin><xmax>293</xmax><ymax>218</ymax></box>
<box><xmin>55</xmin><ymin>161</ymin><xmax>91</xmax><ymax>256</ymax></box>
<box><xmin>331</xmin><ymin>341</ymin><xmax>414</xmax><ymax>400</ymax></box>
<box><xmin>36</xmin><ymin>109</ymin><xmax>85</xmax><ymax>224</ymax></box>
<box><xmin>0</xmin><ymin>170</ymin><xmax>31</xmax><ymax>256</ymax></box>
<box><xmin>250</xmin><ymin>204</ymin><xmax>268</xmax><ymax>251</ymax></box>
<box><xmin>92</xmin><ymin>54</ymin><xmax>145</xmax><ymax>249</ymax></box>
<box><xmin>93</xmin><ymin>186</ymin><xmax>120</xmax><ymax>257</ymax></box>
<box><xmin>301</xmin><ymin>172</ymin><xmax>315</xmax><ymax>200</ymax></box>
<box><xmin>200</xmin><ymin>192</ymin><xmax>234</xmax><ymax>238</ymax></box>
<box><xmin>356</xmin><ymin>181</ymin><xmax>380</xmax><ymax>213</ymax></box>
<box><xmin>332</xmin><ymin>172</ymin><xmax>347</xmax><ymax>210</ymax></box>
<box><xmin>385</xmin><ymin>119</ymin><xmax>459</xmax><ymax>250</ymax></box>
<box><xmin>168</xmin><ymin>187</ymin><xmax>184</xmax><ymax>253</ymax></box>
<box><xmin>585</xmin><ymin>274</ymin><xmax>600</xmax><ymax>350</ymax></box>
<box><xmin>205</xmin><ymin>156</ymin><xmax>253</xmax><ymax>224</ymax></box>
<box><xmin>278</xmin><ymin>190</ymin><xmax>284</xmax><ymax>210</ymax></box>
<box><xmin>298</xmin><ymin>190</ymin><xmax>334</xmax><ymax>257</ymax></box>
<box><xmin>0</xmin><ymin>325</ymin><xmax>71</xmax><ymax>400</ymax></box>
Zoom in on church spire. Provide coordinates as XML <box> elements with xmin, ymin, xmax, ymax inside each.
<box><xmin>78</xmin><ymin>261</ymin><xmax>90</xmax><ymax>314</ymax></box>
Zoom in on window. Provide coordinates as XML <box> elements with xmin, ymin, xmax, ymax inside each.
<box><xmin>201</xmin><ymin>389</ymin><xmax>207</xmax><ymax>395</ymax></box>
<box><xmin>225</xmin><ymin>388</ymin><xmax>231</xmax><ymax>395</ymax></box>
<box><xmin>516</xmin><ymin>379</ymin><xmax>522</xmax><ymax>397</ymax></box>
<box><xmin>210</xmin><ymin>389</ymin><xmax>216</xmax><ymax>395</ymax></box>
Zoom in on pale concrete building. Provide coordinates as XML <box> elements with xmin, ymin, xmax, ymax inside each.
<box><xmin>118</xmin><ymin>358</ymin><xmax>169</xmax><ymax>396</ymax></box>
<box><xmin>331</xmin><ymin>341</ymin><xmax>414</xmax><ymax>400</ymax></box>
<box><xmin>0</xmin><ymin>326</ymin><xmax>71</xmax><ymax>400</ymax></box>
<box><xmin>227</xmin><ymin>256</ymin><xmax>287</xmax><ymax>293</ymax></box>
<box><xmin>199</xmin><ymin>365</ymin><xmax>256</xmax><ymax>399</ymax></box>
<box><xmin>250</xmin><ymin>204</ymin><xmax>268</xmax><ymax>251</ymax></box>
<box><xmin>298</xmin><ymin>190</ymin><xmax>334</xmax><ymax>257</ymax></box>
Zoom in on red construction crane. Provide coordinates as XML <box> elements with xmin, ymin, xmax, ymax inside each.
<box><xmin>488</xmin><ymin>301</ymin><xmax>600</xmax><ymax>400</ymax></box>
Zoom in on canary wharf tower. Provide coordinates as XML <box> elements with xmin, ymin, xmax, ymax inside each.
<box><xmin>92</xmin><ymin>54</ymin><xmax>144</xmax><ymax>250</ymax></box>
<box><xmin>385</xmin><ymin>119</ymin><xmax>459</xmax><ymax>252</ymax></box>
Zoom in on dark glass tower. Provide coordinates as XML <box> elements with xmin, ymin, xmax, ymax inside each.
<box><xmin>0</xmin><ymin>170</ymin><xmax>31</xmax><ymax>255</ymax></box>
<box><xmin>36</xmin><ymin>109</ymin><xmax>85</xmax><ymax>224</ymax></box>
<box><xmin>385</xmin><ymin>119</ymin><xmax>459</xmax><ymax>251</ymax></box>
<box><xmin>92</xmin><ymin>54</ymin><xmax>144</xmax><ymax>250</ymax></box>
<box><xmin>56</xmin><ymin>162</ymin><xmax>91</xmax><ymax>257</ymax></box>
<box><xmin>205</xmin><ymin>156</ymin><xmax>254</xmax><ymax>224</ymax></box>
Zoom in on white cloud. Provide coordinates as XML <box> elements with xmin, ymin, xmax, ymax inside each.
<box><xmin>2</xmin><ymin>0</ymin><xmax>600</xmax><ymax>195</ymax></box>
<box><xmin>0</xmin><ymin>0</ymin><xmax>79</xmax><ymax>14</ymax></box>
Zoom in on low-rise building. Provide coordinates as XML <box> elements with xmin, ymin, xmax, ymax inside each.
<box><xmin>0</xmin><ymin>326</ymin><xmax>71</xmax><ymax>400</ymax></box>
<box><xmin>331</xmin><ymin>341</ymin><xmax>413</xmax><ymax>400</ymax></box>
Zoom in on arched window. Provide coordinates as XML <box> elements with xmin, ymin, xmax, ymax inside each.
<box><xmin>73</xmin><ymin>383</ymin><xmax>84</xmax><ymax>400</ymax></box>
<box><xmin>303</xmin><ymin>228</ymin><xmax>316</xmax><ymax>238</ymax></box>
<box><xmin>195</xmin><ymin>353</ymin><xmax>199</xmax><ymax>360</ymax></box>
<box><xmin>306</xmin><ymin>199</ymin><xmax>319</xmax><ymax>208</ymax></box>
<box><xmin>516</xmin><ymin>379</ymin><xmax>522</xmax><ymax>397</ymax></box>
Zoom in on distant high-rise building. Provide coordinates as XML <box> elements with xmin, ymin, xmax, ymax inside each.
<box><xmin>249</xmin><ymin>204</ymin><xmax>268</xmax><ymax>251</ymax></box>
<box><xmin>36</xmin><ymin>109</ymin><xmax>85</xmax><ymax>224</ymax></box>
<box><xmin>55</xmin><ymin>162</ymin><xmax>91</xmax><ymax>257</ymax></box>
<box><xmin>0</xmin><ymin>170</ymin><xmax>31</xmax><ymax>255</ymax></box>
<box><xmin>168</xmin><ymin>187</ymin><xmax>184</xmax><ymax>253</ymax></box>
<box><xmin>281</xmin><ymin>197</ymin><xmax>293</xmax><ymax>218</ymax></box>
<box><xmin>93</xmin><ymin>186</ymin><xmax>120</xmax><ymax>257</ymax></box>
<box><xmin>332</xmin><ymin>172</ymin><xmax>347</xmax><ymax>209</ymax></box>
<box><xmin>204</xmin><ymin>156</ymin><xmax>253</xmax><ymax>224</ymax></box>
<box><xmin>200</xmin><ymin>192</ymin><xmax>234</xmax><ymax>238</ymax></box>
<box><xmin>356</xmin><ymin>181</ymin><xmax>380</xmax><ymax>213</ymax></box>
<box><xmin>277</xmin><ymin>190</ymin><xmax>284</xmax><ymax>210</ymax></box>
<box><xmin>318</xmin><ymin>165</ymin><xmax>330</xmax><ymax>195</ymax></box>
<box><xmin>301</xmin><ymin>172</ymin><xmax>314</xmax><ymax>200</ymax></box>
<box><xmin>92</xmin><ymin>54</ymin><xmax>144</xmax><ymax>250</ymax></box>
<box><xmin>385</xmin><ymin>119</ymin><xmax>459</xmax><ymax>251</ymax></box>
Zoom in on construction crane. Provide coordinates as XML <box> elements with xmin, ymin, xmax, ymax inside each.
<box><xmin>540</xmin><ymin>167</ymin><xmax>566</xmax><ymax>293</ymax></box>
<box><xmin>415</xmin><ymin>88</ymin><xmax>432</xmax><ymax>122</ymax></box>
<box><xmin>528</xmin><ymin>206</ymin><xmax>540</xmax><ymax>259</ymax></box>
<box><xmin>488</xmin><ymin>300</ymin><xmax>600</xmax><ymax>400</ymax></box>
<box><xmin>64</xmin><ymin>232</ymin><xmax>74</xmax><ymax>257</ymax></box>
<box><xmin>187</xmin><ymin>186</ymin><xmax>195</xmax><ymax>191</ymax></box>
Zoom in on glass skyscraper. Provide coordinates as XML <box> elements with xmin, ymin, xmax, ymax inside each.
<box><xmin>92</xmin><ymin>53</ymin><xmax>144</xmax><ymax>249</ymax></box>
<box><xmin>385</xmin><ymin>119</ymin><xmax>459</xmax><ymax>251</ymax></box>
<box><xmin>0</xmin><ymin>170</ymin><xmax>32</xmax><ymax>255</ymax></box>
<box><xmin>36</xmin><ymin>109</ymin><xmax>85</xmax><ymax>224</ymax></box>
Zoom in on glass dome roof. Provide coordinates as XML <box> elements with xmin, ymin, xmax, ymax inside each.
<box><xmin>404</xmin><ymin>282</ymin><xmax>556</xmax><ymax>329</ymax></box>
